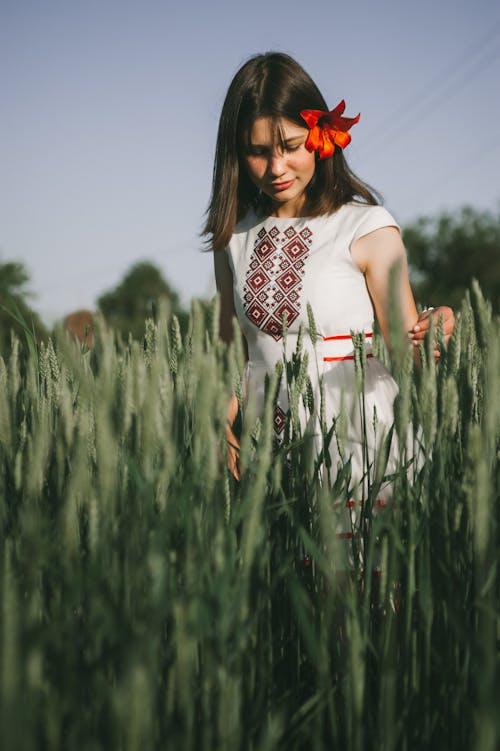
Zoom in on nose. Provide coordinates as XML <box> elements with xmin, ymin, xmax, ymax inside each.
<box><xmin>268</xmin><ymin>151</ymin><xmax>286</xmax><ymax>178</ymax></box>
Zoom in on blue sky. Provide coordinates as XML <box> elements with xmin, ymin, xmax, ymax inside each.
<box><xmin>2</xmin><ymin>0</ymin><xmax>500</xmax><ymax>322</ymax></box>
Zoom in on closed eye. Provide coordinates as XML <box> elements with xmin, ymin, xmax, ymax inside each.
<box><xmin>247</xmin><ymin>142</ymin><xmax>302</xmax><ymax>156</ymax></box>
<box><xmin>247</xmin><ymin>147</ymin><xmax>268</xmax><ymax>157</ymax></box>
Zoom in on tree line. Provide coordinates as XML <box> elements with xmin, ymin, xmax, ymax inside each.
<box><xmin>1</xmin><ymin>205</ymin><xmax>499</xmax><ymax>353</ymax></box>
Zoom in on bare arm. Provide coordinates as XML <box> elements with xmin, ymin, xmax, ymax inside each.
<box><xmin>213</xmin><ymin>248</ymin><xmax>238</xmax><ymax>345</ymax></box>
<box><xmin>352</xmin><ymin>226</ymin><xmax>455</xmax><ymax>357</ymax></box>
<box><xmin>213</xmin><ymin>248</ymin><xmax>247</xmax><ymax>479</ymax></box>
<box><xmin>352</xmin><ymin>226</ymin><xmax>418</xmax><ymax>348</ymax></box>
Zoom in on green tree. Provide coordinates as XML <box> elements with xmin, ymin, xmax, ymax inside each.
<box><xmin>0</xmin><ymin>259</ymin><xmax>47</xmax><ymax>355</ymax></box>
<box><xmin>97</xmin><ymin>261</ymin><xmax>189</xmax><ymax>340</ymax></box>
<box><xmin>403</xmin><ymin>206</ymin><xmax>500</xmax><ymax>313</ymax></box>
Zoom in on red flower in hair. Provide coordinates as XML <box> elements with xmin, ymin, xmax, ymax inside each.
<box><xmin>300</xmin><ymin>101</ymin><xmax>360</xmax><ymax>159</ymax></box>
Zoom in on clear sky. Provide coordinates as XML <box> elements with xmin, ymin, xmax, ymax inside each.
<box><xmin>2</xmin><ymin>0</ymin><xmax>500</xmax><ymax>323</ymax></box>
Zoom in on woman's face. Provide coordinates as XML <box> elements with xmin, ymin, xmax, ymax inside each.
<box><xmin>243</xmin><ymin>117</ymin><xmax>316</xmax><ymax>218</ymax></box>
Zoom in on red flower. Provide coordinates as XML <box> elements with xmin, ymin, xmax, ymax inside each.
<box><xmin>300</xmin><ymin>101</ymin><xmax>360</xmax><ymax>159</ymax></box>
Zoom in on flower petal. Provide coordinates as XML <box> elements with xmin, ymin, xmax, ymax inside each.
<box><xmin>301</xmin><ymin>102</ymin><xmax>359</xmax><ymax>158</ymax></box>
<box><xmin>305</xmin><ymin>125</ymin><xmax>323</xmax><ymax>152</ymax></box>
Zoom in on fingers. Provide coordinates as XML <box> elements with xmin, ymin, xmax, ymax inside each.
<box><xmin>408</xmin><ymin>307</ymin><xmax>451</xmax><ymax>360</ymax></box>
<box><xmin>408</xmin><ymin>309</ymin><xmax>433</xmax><ymax>344</ymax></box>
<box><xmin>409</xmin><ymin>306</ymin><xmax>454</xmax><ymax>345</ymax></box>
<box><xmin>415</xmin><ymin>306</ymin><xmax>434</xmax><ymax>327</ymax></box>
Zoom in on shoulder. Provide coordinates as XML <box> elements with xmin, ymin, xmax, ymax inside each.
<box><xmin>349</xmin><ymin>205</ymin><xmax>405</xmax><ymax>274</ymax></box>
<box><xmin>229</xmin><ymin>210</ymin><xmax>265</xmax><ymax>248</ymax></box>
<box><xmin>233</xmin><ymin>208</ymin><xmax>264</xmax><ymax>235</ymax></box>
<box><xmin>225</xmin><ymin>210</ymin><xmax>266</xmax><ymax>267</ymax></box>
<box><xmin>337</xmin><ymin>202</ymin><xmax>400</xmax><ymax>244</ymax></box>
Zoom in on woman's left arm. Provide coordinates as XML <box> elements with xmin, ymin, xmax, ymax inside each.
<box><xmin>352</xmin><ymin>226</ymin><xmax>454</xmax><ymax>357</ymax></box>
<box><xmin>352</xmin><ymin>226</ymin><xmax>418</xmax><ymax>348</ymax></box>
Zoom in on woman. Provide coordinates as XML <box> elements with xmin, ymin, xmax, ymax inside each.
<box><xmin>204</xmin><ymin>52</ymin><xmax>454</xmax><ymax>491</ymax></box>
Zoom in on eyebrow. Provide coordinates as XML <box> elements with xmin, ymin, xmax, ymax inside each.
<box><xmin>248</xmin><ymin>134</ymin><xmax>304</xmax><ymax>147</ymax></box>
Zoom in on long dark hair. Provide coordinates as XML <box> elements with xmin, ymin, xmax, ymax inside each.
<box><xmin>204</xmin><ymin>52</ymin><xmax>380</xmax><ymax>250</ymax></box>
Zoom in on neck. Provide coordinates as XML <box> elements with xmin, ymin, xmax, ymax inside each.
<box><xmin>269</xmin><ymin>194</ymin><xmax>306</xmax><ymax>219</ymax></box>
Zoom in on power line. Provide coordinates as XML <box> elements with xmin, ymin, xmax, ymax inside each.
<box><xmin>360</xmin><ymin>19</ymin><xmax>500</xmax><ymax>144</ymax></box>
<box><xmin>358</xmin><ymin>20</ymin><xmax>500</xmax><ymax>155</ymax></box>
<box><xmin>400</xmin><ymin>137</ymin><xmax>500</xmax><ymax>212</ymax></box>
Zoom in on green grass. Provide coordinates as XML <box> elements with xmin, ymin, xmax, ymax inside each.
<box><xmin>0</xmin><ymin>284</ymin><xmax>498</xmax><ymax>750</ymax></box>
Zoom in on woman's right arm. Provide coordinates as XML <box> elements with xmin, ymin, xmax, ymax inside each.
<box><xmin>214</xmin><ymin>249</ymin><xmax>239</xmax><ymax>345</ymax></box>
<box><xmin>213</xmin><ymin>249</ymin><xmax>247</xmax><ymax>480</ymax></box>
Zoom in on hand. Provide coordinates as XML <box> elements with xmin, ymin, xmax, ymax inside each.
<box><xmin>409</xmin><ymin>306</ymin><xmax>455</xmax><ymax>358</ymax></box>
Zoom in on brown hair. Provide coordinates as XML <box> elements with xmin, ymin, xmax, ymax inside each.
<box><xmin>203</xmin><ymin>52</ymin><xmax>380</xmax><ymax>251</ymax></box>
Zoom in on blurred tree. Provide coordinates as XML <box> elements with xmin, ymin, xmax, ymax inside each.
<box><xmin>0</xmin><ymin>259</ymin><xmax>47</xmax><ymax>355</ymax></box>
<box><xmin>97</xmin><ymin>261</ymin><xmax>189</xmax><ymax>339</ymax></box>
<box><xmin>403</xmin><ymin>206</ymin><xmax>500</xmax><ymax>313</ymax></box>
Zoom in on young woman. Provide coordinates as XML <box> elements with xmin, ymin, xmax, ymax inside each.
<box><xmin>204</xmin><ymin>52</ymin><xmax>454</xmax><ymax>491</ymax></box>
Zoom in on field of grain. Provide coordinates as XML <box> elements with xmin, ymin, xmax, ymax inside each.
<box><xmin>0</xmin><ymin>285</ymin><xmax>498</xmax><ymax>751</ymax></box>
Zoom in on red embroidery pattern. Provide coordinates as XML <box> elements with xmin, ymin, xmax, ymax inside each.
<box><xmin>243</xmin><ymin>225</ymin><xmax>313</xmax><ymax>340</ymax></box>
<box><xmin>273</xmin><ymin>405</ymin><xmax>286</xmax><ymax>435</ymax></box>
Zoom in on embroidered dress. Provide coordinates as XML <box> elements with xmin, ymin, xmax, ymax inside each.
<box><xmin>225</xmin><ymin>202</ymin><xmax>412</xmax><ymax>554</ymax></box>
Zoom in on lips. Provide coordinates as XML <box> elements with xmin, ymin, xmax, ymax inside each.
<box><xmin>271</xmin><ymin>179</ymin><xmax>294</xmax><ymax>192</ymax></box>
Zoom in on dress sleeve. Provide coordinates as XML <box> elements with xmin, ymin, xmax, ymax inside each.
<box><xmin>224</xmin><ymin>242</ymin><xmax>235</xmax><ymax>274</ymax></box>
<box><xmin>350</xmin><ymin>205</ymin><xmax>400</xmax><ymax>246</ymax></box>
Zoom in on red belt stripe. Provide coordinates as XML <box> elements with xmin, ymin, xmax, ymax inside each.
<box><xmin>323</xmin><ymin>333</ymin><xmax>373</xmax><ymax>341</ymax></box>
<box><xmin>323</xmin><ymin>332</ymin><xmax>373</xmax><ymax>362</ymax></box>
<box><xmin>324</xmin><ymin>354</ymin><xmax>374</xmax><ymax>362</ymax></box>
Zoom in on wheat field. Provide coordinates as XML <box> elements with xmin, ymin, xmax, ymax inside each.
<box><xmin>0</xmin><ymin>284</ymin><xmax>498</xmax><ymax>750</ymax></box>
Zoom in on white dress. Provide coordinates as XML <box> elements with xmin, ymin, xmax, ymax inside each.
<box><xmin>226</xmin><ymin>202</ymin><xmax>410</xmax><ymax>523</ymax></box>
